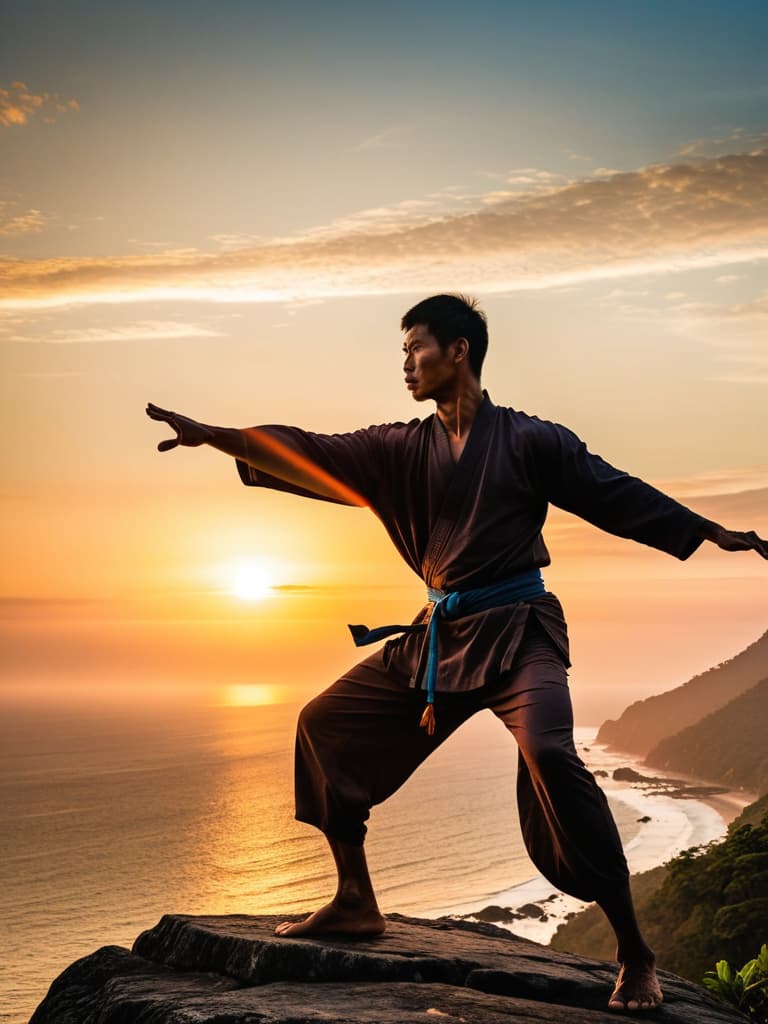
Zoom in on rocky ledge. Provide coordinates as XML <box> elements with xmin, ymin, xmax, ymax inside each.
<box><xmin>31</xmin><ymin>913</ymin><xmax>745</xmax><ymax>1023</ymax></box>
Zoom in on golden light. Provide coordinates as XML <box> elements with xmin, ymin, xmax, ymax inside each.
<box><xmin>231</xmin><ymin>560</ymin><xmax>275</xmax><ymax>600</ymax></box>
<box><xmin>224</xmin><ymin>684</ymin><xmax>278</xmax><ymax>706</ymax></box>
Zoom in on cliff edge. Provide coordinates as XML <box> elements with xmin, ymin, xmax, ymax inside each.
<box><xmin>30</xmin><ymin>913</ymin><xmax>745</xmax><ymax>1023</ymax></box>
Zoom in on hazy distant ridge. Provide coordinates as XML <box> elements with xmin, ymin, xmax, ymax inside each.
<box><xmin>646</xmin><ymin>677</ymin><xmax>768</xmax><ymax>793</ymax></box>
<box><xmin>596</xmin><ymin>628</ymin><xmax>768</xmax><ymax>757</ymax></box>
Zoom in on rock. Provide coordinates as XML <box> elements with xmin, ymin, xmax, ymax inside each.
<box><xmin>465</xmin><ymin>905</ymin><xmax>521</xmax><ymax>923</ymax></box>
<box><xmin>637</xmin><ymin>815</ymin><xmax>652</xmax><ymax>823</ymax></box>
<box><xmin>30</xmin><ymin>913</ymin><xmax>744</xmax><ymax>1024</ymax></box>
<box><xmin>613</xmin><ymin>766</ymin><xmax>651</xmax><ymax>782</ymax></box>
<box><xmin>593</xmin><ymin>769</ymin><xmax>608</xmax><ymax>777</ymax></box>
<box><xmin>515</xmin><ymin>903</ymin><xmax>545</xmax><ymax>919</ymax></box>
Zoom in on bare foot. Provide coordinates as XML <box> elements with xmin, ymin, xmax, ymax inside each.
<box><xmin>608</xmin><ymin>958</ymin><xmax>663</xmax><ymax>1012</ymax></box>
<box><xmin>274</xmin><ymin>898</ymin><xmax>386</xmax><ymax>938</ymax></box>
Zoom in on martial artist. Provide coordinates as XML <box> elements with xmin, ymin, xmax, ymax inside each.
<box><xmin>147</xmin><ymin>294</ymin><xmax>767</xmax><ymax>1013</ymax></box>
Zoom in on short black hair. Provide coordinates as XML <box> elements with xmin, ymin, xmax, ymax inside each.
<box><xmin>400</xmin><ymin>294</ymin><xmax>488</xmax><ymax>378</ymax></box>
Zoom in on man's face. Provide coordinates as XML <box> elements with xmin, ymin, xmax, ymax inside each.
<box><xmin>402</xmin><ymin>324</ymin><xmax>459</xmax><ymax>402</ymax></box>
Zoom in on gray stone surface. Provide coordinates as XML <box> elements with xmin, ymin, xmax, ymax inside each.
<box><xmin>30</xmin><ymin>914</ymin><xmax>748</xmax><ymax>1024</ymax></box>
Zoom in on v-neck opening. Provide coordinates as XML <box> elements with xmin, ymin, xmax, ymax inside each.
<box><xmin>422</xmin><ymin>394</ymin><xmax>495</xmax><ymax>581</ymax></box>
<box><xmin>434</xmin><ymin>391</ymin><xmax>490</xmax><ymax>468</ymax></box>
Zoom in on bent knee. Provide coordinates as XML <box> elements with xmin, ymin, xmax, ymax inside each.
<box><xmin>519</xmin><ymin>732</ymin><xmax>580</xmax><ymax>773</ymax></box>
<box><xmin>297</xmin><ymin>694</ymin><xmax>330</xmax><ymax>738</ymax></box>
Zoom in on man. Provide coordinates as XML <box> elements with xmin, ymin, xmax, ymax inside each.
<box><xmin>147</xmin><ymin>294</ymin><xmax>766</xmax><ymax>1013</ymax></box>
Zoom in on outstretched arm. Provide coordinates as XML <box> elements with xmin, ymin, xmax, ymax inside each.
<box><xmin>698</xmin><ymin>520</ymin><xmax>768</xmax><ymax>559</ymax></box>
<box><xmin>145</xmin><ymin>402</ymin><xmax>369</xmax><ymax>505</ymax></box>
<box><xmin>537</xmin><ymin>420</ymin><xmax>768</xmax><ymax>562</ymax></box>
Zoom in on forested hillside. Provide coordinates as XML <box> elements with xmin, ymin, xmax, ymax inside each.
<box><xmin>596</xmin><ymin>629</ymin><xmax>768</xmax><ymax>757</ymax></box>
<box><xmin>647</xmin><ymin>678</ymin><xmax>768</xmax><ymax>793</ymax></box>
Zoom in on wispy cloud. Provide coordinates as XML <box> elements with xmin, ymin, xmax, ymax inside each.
<box><xmin>652</xmin><ymin>466</ymin><xmax>768</xmax><ymax>498</ymax></box>
<box><xmin>1</xmin><ymin>149</ymin><xmax>767</xmax><ymax>309</ymax></box>
<box><xmin>6</xmin><ymin>320</ymin><xmax>225</xmax><ymax>344</ymax></box>
<box><xmin>355</xmin><ymin>125</ymin><xmax>406</xmax><ymax>151</ymax></box>
<box><xmin>677</xmin><ymin>127</ymin><xmax>768</xmax><ymax>159</ymax></box>
<box><xmin>0</xmin><ymin>202</ymin><xmax>48</xmax><ymax>237</ymax></box>
<box><xmin>0</xmin><ymin>81</ymin><xmax>79</xmax><ymax>128</ymax></box>
<box><xmin>598</xmin><ymin>285</ymin><xmax>768</xmax><ymax>383</ymax></box>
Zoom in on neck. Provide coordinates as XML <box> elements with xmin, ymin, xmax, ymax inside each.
<box><xmin>435</xmin><ymin>380</ymin><xmax>484</xmax><ymax>440</ymax></box>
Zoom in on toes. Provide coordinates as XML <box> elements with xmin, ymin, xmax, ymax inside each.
<box><xmin>608</xmin><ymin>995</ymin><xmax>661</xmax><ymax>1013</ymax></box>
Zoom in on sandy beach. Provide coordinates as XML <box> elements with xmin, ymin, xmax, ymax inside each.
<box><xmin>427</xmin><ymin>726</ymin><xmax>755</xmax><ymax>944</ymax></box>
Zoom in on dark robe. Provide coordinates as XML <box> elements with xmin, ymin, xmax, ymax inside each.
<box><xmin>235</xmin><ymin>393</ymin><xmax>709</xmax><ymax>899</ymax></box>
<box><xmin>236</xmin><ymin>392</ymin><xmax>707</xmax><ymax>693</ymax></box>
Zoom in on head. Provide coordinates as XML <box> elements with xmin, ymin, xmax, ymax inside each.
<box><xmin>400</xmin><ymin>293</ymin><xmax>488</xmax><ymax>402</ymax></box>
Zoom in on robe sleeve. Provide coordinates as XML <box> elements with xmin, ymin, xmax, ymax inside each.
<box><xmin>235</xmin><ymin>423</ymin><xmax>385</xmax><ymax>508</ymax></box>
<box><xmin>534</xmin><ymin>420</ymin><xmax>708</xmax><ymax>560</ymax></box>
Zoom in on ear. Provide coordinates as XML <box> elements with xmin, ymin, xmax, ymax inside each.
<box><xmin>452</xmin><ymin>337</ymin><xmax>469</xmax><ymax>363</ymax></box>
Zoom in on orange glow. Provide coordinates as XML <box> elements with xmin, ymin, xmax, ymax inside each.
<box><xmin>223</xmin><ymin>684</ymin><xmax>279</xmax><ymax>706</ymax></box>
<box><xmin>244</xmin><ymin>428</ymin><xmax>367</xmax><ymax>508</ymax></box>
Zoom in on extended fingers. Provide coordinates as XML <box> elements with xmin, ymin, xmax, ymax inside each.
<box><xmin>147</xmin><ymin>402</ymin><xmax>181</xmax><ymax>451</ymax></box>
<box><xmin>146</xmin><ymin>402</ymin><xmax>175</xmax><ymax>421</ymax></box>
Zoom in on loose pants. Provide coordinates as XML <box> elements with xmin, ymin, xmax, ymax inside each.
<box><xmin>294</xmin><ymin>620</ymin><xmax>629</xmax><ymax>903</ymax></box>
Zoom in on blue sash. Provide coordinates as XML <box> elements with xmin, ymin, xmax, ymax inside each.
<box><xmin>349</xmin><ymin>569</ymin><xmax>546</xmax><ymax>713</ymax></box>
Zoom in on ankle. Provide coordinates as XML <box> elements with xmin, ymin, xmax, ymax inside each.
<box><xmin>617</xmin><ymin>943</ymin><xmax>655</xmax><ymax>966</ymax></box>
<box><xmin>335</xmin><ymin>885</ymin><xmax>376</xmax><ymax>910</ymax></box>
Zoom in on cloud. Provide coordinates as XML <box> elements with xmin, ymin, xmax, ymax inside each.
<box><xmin>621</xmin><ymin>291</ymin><xmax>768</xmax><ymax>325</ymax></box>
<box><xmin>7</xmin><ymin>320</ymin><xmax>225</xmax><ymax>344</ymax></box>
<box><xmin>1</xmin><ymin>148</ymin><xmax>767</xmax><ymax>309</ymax></box>
<box><xmin>598</xmin><ymin>286</ymin><xmax>768</xmax><ymax>383</ymax></box>
<box><xmin>356</xmin><ymin>125</ymin><xmax>406</xmax><ymax>151</ymax></box>
<box><xmin>677</xmin><ymin>128</ymin><xmax>768</xmax><ymax>160</ymax></box>
<box><xmin>0</xmin><ymin>202</ymin><xmax>48</xmax><ymax>236</ymax></box>
<box><xmin>652</xmin><ymin>466</ymin><xmax>768</xmax><ymax>498</ymax></box>
<box><xmin>0</xmin><ymin>81</ymin><xmax>79</xmax><ymax>128</ymax></box>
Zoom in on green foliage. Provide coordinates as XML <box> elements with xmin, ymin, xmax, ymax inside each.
<box><xmin>643</xmin><ymin>814</ymin><xmax>768</xmax><ymax>980</ymax></box>
<box><xmin>703</xmin><ymin>945</ymin><xmax>768</xmax><ymax>1023</ymax></box>
<box><xmin>552</xmin><ymin>806</ymin><xmax>768</xmax><ymax>986</ymax></box>
<box><xmin>731</xmin><ymin>794</ymin><xmax>768</xmax><ymax>832</ymax></box>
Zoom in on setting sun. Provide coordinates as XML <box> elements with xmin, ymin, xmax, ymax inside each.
<box><xmin>231</xmin><ymin>561</ymin><xmax>275</xmax><ymax>601</ymax></box>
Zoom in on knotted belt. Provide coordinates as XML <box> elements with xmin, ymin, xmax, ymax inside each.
<box><xmin>348</xmin><ymin>569</ymin><xmax>546</xmax><ymax>735</ymax></box>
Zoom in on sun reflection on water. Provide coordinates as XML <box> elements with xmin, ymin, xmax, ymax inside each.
<box><xmin>222</xmin><ymin>683</ymin><xmax>279</xmax><ymax>706</ymax></box>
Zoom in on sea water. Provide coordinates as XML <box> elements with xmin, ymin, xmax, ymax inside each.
<box><xmin>0</xmin><ymin>698</ymin><xmax>695</xmax><ymax>1022</ymax></box>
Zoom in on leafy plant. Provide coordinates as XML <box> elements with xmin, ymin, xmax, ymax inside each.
<box><xmin>703</xmin><ymin>945</ymin><xmax>768</xmax><ymax>1023</ymax></box>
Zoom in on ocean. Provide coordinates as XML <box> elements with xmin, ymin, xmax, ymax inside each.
<box><xmin>0</xmin><ymin>698</ymin><xmax>730</xmax><ymax>1023</ymax></box>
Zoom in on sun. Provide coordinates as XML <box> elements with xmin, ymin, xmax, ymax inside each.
<box><xmin>231</xmin><ymin>560</ymin><xmax>275</xmax><ymax>600</ymax></box>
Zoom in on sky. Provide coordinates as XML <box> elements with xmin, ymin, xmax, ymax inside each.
<box><xmin>2</xmin><ymin>0</ymin><xmax>767</xmax><ymax>722</ymax></box>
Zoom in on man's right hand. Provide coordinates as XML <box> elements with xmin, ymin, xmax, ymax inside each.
<box><xmin>146</xmin><ymin>402</ymin><xmax>215</xmax><ymax>451</ymax></box>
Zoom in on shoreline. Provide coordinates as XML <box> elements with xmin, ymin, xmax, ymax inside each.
<box><xmin>423</xmin><ymin>728</ymin><xmax>754</xmax><ymax>944</ymax></box>
<box><xmin>697</xmin><ymin>788</ymin><xmax>754</xmax><ymax>825</ymax></box>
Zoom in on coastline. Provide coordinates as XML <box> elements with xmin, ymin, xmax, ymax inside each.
<box><xmin>424</xmin><ymin>727</ymin><xmax>754</xmax><ymax>944</ymax></box>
